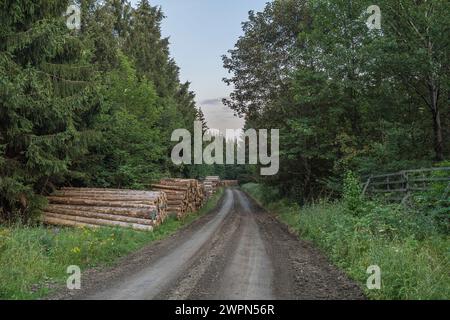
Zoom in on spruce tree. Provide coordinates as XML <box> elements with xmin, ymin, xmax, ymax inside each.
<box><xmin>0</xmin><ymin>0</ymin><xmax>97</xmax><ymax>221</ymax></box>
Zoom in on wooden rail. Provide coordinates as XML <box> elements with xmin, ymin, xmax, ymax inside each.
<box><xmin>362</xmin><ymin>167</ymin><xmax>450</xmax><ymax>204</ymax></box>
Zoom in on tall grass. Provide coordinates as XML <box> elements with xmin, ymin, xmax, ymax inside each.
<box><xmin>0</xmin><ymin>188</ymin><xmax>225</xmax><ymax>299</ymax></box>
<box><xmin>242</xmin><ymin>183</ymin><xmax>450</xmax><ymax>300</ymax></box>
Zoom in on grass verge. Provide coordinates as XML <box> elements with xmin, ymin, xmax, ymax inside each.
<box><xmin>0</xmin><ymin>188</ymin><xmax>225</xmax><ymax>300</ymax></box>
<box><xmin>242</xmin><ymin>183</ymin><xmax>449</xmax><ymax>300</ymax></box>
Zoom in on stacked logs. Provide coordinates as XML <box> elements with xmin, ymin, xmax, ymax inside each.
<box><xmin>221</xmin><ymin>180</ymin><xmax>239</xmax><ymax>187</ymax></box>
<box><xmin>203</xmin><ymin>176</ymin><xmax>221</xmax><ymax>198</ymax></box>
<box><xmin>151</xmin><ymin>179</ymin><xmax>204</xmax><ymax>219</ymax></box>
<box><xmin>41</xmin><ymin>188</ymin><xmax>168</xmax><ymax>231</ymax></box>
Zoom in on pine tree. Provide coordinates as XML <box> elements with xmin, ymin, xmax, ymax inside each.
<box><xmin>197</xmin><ymin>108</ymin><xmax>208</xmax><ymax>133</ymax></box>
<box><xmin>0</xmin><ymin>0</ymin><xmax>98</xmax><ymax>221</ymax></box>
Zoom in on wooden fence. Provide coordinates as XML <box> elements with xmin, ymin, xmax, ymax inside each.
<box><xmin>362</xmin><ymin>167</ymin><xmax>450</xmax><ymax>204</ymax></box>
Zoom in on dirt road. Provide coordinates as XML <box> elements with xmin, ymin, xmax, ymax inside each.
<box><xmin>58</xmin><ymin>189</ymin><xmax>364</xmax><ymax>300</ymax></box>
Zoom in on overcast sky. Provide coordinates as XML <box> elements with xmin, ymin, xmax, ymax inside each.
<box><xmin>130</xmin><ymin>0</ymin><xmax>269</xmax><ymax>131</ymax></box>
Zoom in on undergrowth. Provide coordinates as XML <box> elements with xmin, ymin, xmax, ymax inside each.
<box><xmin>242</xmin><ymin>182</ymin><xmax>449</xmax><ymax>300</ymax></box>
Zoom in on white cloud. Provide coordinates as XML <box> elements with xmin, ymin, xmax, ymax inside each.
<box><xmin>200</xmin><ymin>98</ymin><xmax>245</xmax><ymax>133</ymax></box>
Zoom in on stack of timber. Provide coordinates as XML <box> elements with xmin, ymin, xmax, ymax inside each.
<box><xmin>203</xmin><ymin>176</ymin><xmax>221</xmax><ymax>198</ymax></box>
<box><xmin>41</xmin><ymin>188</ymin><xmax>168</xmax><ymax>231</ymax></box>
<box><xmin>221</xmin><ymin>180</ymin><xmax>239</xmax><ymax>187</ymax></box>
<box><xmin>151</xmin><ymin>179</ymin><xmax>204</xmax><ymax>219</ymax></box>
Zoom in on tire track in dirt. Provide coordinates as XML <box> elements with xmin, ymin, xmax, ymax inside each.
<box><xmin>243</xmin><ymin>190</ymin><xmax>365</xmax><ymax>300</ymax></box>
<box><xmin>170</xmin><ymin>189</ymin><xmax>364</xmax><ymax>300</ymax></box>
<box><xmin>212</xmin><ymin>190</ymin><xmax>275</xmax><ymax>299</ymax></box>
<box><xmin>54</xmin><ymin>188</ymin><xmax>364</xmax><ymax>300</ymax></box>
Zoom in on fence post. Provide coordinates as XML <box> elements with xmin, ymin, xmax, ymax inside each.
<box><xmin>362</xmin><ymin>176</ymin><xmax>372</xmax><ymax>195</ymax></box>
<box><xmin>442</xmin><ymin>183</ymin><xmax>450</xmax><ymax>201</ymax></box>
<box><xmin>401</xmin><ymin>171</ymin><xmax>410</xmax><ymax>205</ymax></box>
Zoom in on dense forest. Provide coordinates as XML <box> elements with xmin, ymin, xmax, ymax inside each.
<box><xmin>230</xmin><ymin>1</ymin><xmax>449</xmax><ymax>299</ymax></box>
<box><xmin>0</xmin><ymin>0</ymin><xmax>218</xmax><ymax>222</ymax></box>
<box><xmin>1</xmin><ymin>0</ymin><xmax>449</xmax><ymax>221</ymax></box>
<box><xmin>224</xmin><ymin>0</ymin><xmax>449</xmax><ymax>202</ymax></box>
<box><xmin>0</xmin><ymin>0</ymin><xmax>448</xmax><ymax>301</ymax></box>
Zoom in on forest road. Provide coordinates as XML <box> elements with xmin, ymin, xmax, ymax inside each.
<box><xmin>55</xmin><ymin>188</ymin><xmax>364</xmax><ymax>300</ymax></box>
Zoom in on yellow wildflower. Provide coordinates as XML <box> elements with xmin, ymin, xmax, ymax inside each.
<box><xmin>71</xmin><ymin>247</ymin><xmax>81</xmax><ymax>254</ymax></box>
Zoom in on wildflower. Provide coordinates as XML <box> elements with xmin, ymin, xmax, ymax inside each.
<box><xmin>71</xmin><ymin>247</ymin><xmax>81</xmax><ymax>254</ymax></box>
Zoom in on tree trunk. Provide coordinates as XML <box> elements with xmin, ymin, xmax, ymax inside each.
<box><xmin>432</xmin><ymin>109</ymin><xmax>444</xmax><ymax>161</ymax></box>
<box><xmin>429</xmin><ymin>84</ymin><xmax>444</xmax><ymax>161</ymax></box>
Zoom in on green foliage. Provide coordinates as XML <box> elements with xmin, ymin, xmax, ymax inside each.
<box><xmin>73</xmin><ymin>53</ymin><xmax>165</xmax><ymax>188</ymax></box>
<box><xmin>0</xmin><ymin>0</ymin><xmax>98</xmax><ymax>222</ymax></box>
<box><xmin>224</xmin><ymin>0</ymin><xmax>449</xmax><ymax>201</ymax></box>
<box><xmin>410</xmin><ymin>162</ymin><xmax>450</xmax><ymax>233</ymax></box>
<box><xmin>243</xmin><ymin>183</ymin><xmax>450</xmax><ymax>300</ymax></box>
<box><xmin>343</xmin><ymin>171</ymin><xmax>364</xmax><ymax>215</ymax></box>
<box><xmin>241</xmin><ymin>182</ymin><xmax>280</xmax><ymax>204</ymax></box>
<box><xmin>1</xmin><ymin>0</ymin><xmax>204</xmax><ymax>221</ymax></box>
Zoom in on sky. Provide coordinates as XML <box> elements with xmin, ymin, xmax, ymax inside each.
<box><xmin>130</xmin><ymin>0</ymin><xmax>269</xmax><ymax>132</ymax></box>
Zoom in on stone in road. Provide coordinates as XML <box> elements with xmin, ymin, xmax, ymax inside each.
<box><xmin>56</xmin><ymin>189</ymin><xmax>364</xmax><ymax>300</ymax></box>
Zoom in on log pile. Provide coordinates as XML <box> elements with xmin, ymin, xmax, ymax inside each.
<box><xmin>151</xmin><ymin>179</ymin><xmax>204</xmax><ymax>219</ymax></box>
<box><xmin>221</xmin><ymin>180</ymin><xmax>239</xmax><ymax>187</ymax></box>
<box><xmin>203</xmin><ymin>176</ymin><xmax>221</xmax><ymax>198</ymax></box>
<box><xmin>41</xmin><ymin>188</ymin><xmax>168</xmax><ymax>231</ymax></box>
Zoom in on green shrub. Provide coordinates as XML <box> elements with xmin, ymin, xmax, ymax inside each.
<box><xmin>343</xmin><ymin>171</ymin><xmax>365</xmax><ymax>215</ymax></box>
<box><xmin>243</xmin><ymin>183</ymin><xmax>450</xmax><ymax>300</ymax></box>
<box><xmin>411</xmin><ymin>162</ymin><xmax>450</xmax><ymax>234</ymax></box>
<box><xmin>241</xmin><ymin>183</ymin><xmax>280</xmax><ymax>206</ymax></box>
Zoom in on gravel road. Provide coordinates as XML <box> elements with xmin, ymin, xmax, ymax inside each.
<box><xmin>56</xmin><ymin>188</ymin><xmax>364</xmax><ymax>300</ymax></box>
